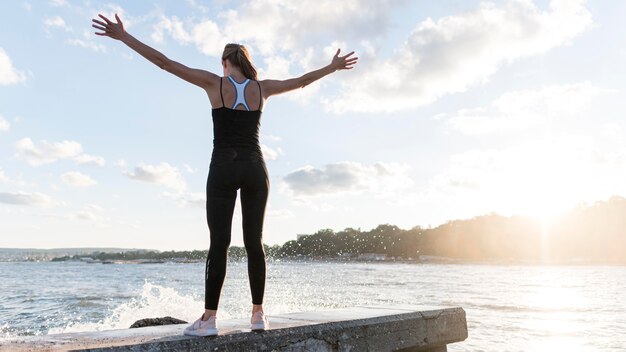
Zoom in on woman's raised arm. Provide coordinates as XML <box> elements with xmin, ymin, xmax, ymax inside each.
<box><xmin>92</xmin><ymin>14</ymin><xmax>219</xmax><ymax>90</ymax></box>
<box><xmin>261</xmin><ymin>49</ymin><xmax>358</xmax><ymax>98</ymax></box>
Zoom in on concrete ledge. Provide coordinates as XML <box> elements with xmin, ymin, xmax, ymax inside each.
<box><xmin>1</xmin><ymin>305</ymin><xmax>468</xmax><ymax>352</ymax></box>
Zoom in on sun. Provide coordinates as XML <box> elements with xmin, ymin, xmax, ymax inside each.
<box><xmin>489</xmin><ymin>138</ymin><xmax>592</xmax><ymax>223</ymax></box>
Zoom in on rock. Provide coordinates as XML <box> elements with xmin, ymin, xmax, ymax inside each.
<box><xmin>129</xmin><ymin>316</ymin><xmax>188</xmax><ymax>328</ymax></box>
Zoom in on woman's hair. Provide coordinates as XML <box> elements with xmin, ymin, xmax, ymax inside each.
<box><xmin>222</xmin><ymin>43</ymin><xmax>258</xmax><ymax>80</ymax></box>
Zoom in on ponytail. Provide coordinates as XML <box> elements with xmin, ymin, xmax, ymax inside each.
<box><xmin>222</xmin><ymin>43</ymin><xmax>258</xmax><ymax>80</ymax></box>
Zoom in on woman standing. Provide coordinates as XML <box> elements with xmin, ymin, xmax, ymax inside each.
<box><xmin>92</xmin><ymin>13</ymin><xmax>358</xmax><ymax>336</ymax></box>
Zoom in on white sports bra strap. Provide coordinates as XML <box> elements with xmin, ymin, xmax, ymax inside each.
<box><xmin>227</xmin><ymin>76</ymin><xmax>251</xmax><ymax>111</ymax></box>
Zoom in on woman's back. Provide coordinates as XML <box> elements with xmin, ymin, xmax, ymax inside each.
<box><xmin>211</xmin><ymin>75</ymin><xmax>264</xmax><ymax>163</ymax></box>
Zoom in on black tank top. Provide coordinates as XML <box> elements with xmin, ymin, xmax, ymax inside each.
<box><xmin>211</xmin><ymin>76</ymin><xmax>264</xmax><ymax>163</ymax></box>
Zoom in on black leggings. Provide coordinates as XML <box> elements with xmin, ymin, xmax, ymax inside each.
<box><xmin>204</xmin><ymin>158</ymin><xmax>269</xmax><ymax>310</ymax></box>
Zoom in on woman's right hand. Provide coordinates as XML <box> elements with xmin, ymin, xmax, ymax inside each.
<box><xmin>329</xmin><ymin>49</ymin><xmax>359</xmax><ymax>71</ymax></box>
<box><xmin>92</xmin><ymin>14</ymin><xmax>127</xmax><ymax>41</ymax></box>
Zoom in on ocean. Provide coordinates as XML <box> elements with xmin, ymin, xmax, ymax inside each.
<box><xmin>1</xmin><ymin>260</ymin><xmax>625</xmax><ymax>351</ymax></box>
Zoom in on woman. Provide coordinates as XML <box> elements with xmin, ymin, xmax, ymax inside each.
<box><xmin>92</xmin><ymin>13</ymin><xmax>358</xmax><ymax>336</ymax></box>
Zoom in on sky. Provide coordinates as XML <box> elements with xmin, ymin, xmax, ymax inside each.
<box><xmin>1</xmin><ymin>0</ymin><xmax>626</xmax><ymax>250</ymax></box>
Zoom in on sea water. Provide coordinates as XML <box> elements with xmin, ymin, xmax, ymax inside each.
<box><xmin>1</xmin><ymin>261</ymin><xmax>625</xmax><ymax>351</ymax></box>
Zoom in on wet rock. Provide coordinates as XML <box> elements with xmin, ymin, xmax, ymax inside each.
<box><xmin>129</xmin><ymin>316</ymin><xmax>187</xmax><ymax>328</ymax></box>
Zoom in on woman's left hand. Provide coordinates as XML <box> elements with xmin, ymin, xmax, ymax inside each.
<box><xmin>329</xmin><ymin>49</ymin><xmax>359</xmax><ymax>71</ymax></box>
<box><xmin>92</xmin><ymin>14</ymin><xmax>127</xmax><ymax>41</ymax></box>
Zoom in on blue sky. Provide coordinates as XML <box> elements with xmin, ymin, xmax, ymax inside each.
<box><xmin>1</xmin><ymin>0</ymin><xmax>626</xmax><ymax>250</ymax></box>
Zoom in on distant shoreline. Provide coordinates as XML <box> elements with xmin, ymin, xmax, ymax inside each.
<box><xmin>3</xmin><ymin>197</ymin><xmax>626</xmax><ymax>266</ymax></box>
<box><xmin>2</xmin><ymin>255</ymin><xmax>624</xmax><ymax>267</ymax></box>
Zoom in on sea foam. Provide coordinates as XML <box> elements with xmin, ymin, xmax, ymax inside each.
<box><xmin>47</xmin><ymin>281</ymin><xmax>201</xmax><ymax>334</ymax></box>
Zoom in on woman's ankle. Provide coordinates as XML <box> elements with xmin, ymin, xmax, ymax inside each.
<box><xmin>203</xmin><ymin>309</ymin><xmax>217</xmax><ymax>320</ymax></box>
<box><xmin>252</xmin><ymin>304</ymin><xmax>264</xmax><ymax>314</ymax></box>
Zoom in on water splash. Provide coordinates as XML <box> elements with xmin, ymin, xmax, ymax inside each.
<box><xmin>0</xmin><ymin>322</ymin><xmax>17</xmax><ymax>340</ymax></box>
<box><xmin>47</xmin><ymin>281</ymin><xmax>201</xmax><ymax>334</ymax></box>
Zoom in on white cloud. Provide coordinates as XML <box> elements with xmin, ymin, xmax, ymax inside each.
<box><xmin>85</xmin><ymin>203</ymin><xmax>105</xmax><ymax>212</ymax></box>
<box><xmin>600</xmin><ymin>123</ymin><xmax>622</xmax><ymax>138</ymax></box>
<box><xmin>44</xmin><ymin>16</ymin><xmax>72</xmax><ymax>32</ymax></box>
<box><xmin>0</xmin><ymin>169</ymin><xmax>32</xmax><ymax>188</ymax></box>
<box><xmin>125</xmin><ymin>162</ymin><xmax>187</xmax><ymax>190</ymax></box>
<box><xmin>23</xmin><ymin>2</ymin><xmax>32</xmax><ymax>12</ymax></box>
<box><xmin>421</xmin><ymin>134</ymin><xmax>626</xmax><ymax>217</ymax></box>
<box><xmin>182</xmin><ymin>163</ymin><xmax>196</xmax><ymax>173</ymax></box>
<box><xmin>47</xmin><ymin>205</ymin><xmax>110</xmax><ymax>223</ymax></box>
<box><xmin>15</xmin><ymin>138</ymin><xmax>105</xmax><ymax>166</ymax></box>
<box><xmin>70</xmin><ymin>204</ymin><xmax>108</xmax><ymax>222</ymax></box>
<box><xmin>151</xmin><ymin>15</ymin><xmax>191</xmax><ymax>44</ymax></box>
<box><xmin>219</xmin><ymin>0</ymin><xmax>394</xmax><ymax>56</ymax></box>
<box><xmin>0</xmin><ymin>191</ymin><xmax>59</xmax><ymax>207</ymax></box>
<box><xmin>289</xmin><ymin>198</ymin><xmax>351</xmax><ymax>212</ymax></box>
<box><xmin>267</xmin><ymin>208</ymin><xmax>294</xmax><ymax>218</ymax></box>
<box><xmin>262</xmin><ymin>134</ymin><xmax>282</xmax><ymax>142</ymax></box>
<box><xmin>191</xmin><ymin>21</ymin><xmax>223</xmax><ymax>56</ymax></box>
<box><xmin>73</xmin><ymin>154</ymin><xmax>106</xmax><ymax>166</ymax></box>
<box><xmin>0</xmin><ymin>47</ymin><xmax>26</xmax><ymax>85</ymax></box>
<box><xmin>283</xmin><ymin>161</ymin><xmax>413</xmax><ymax>197</ymax></box>
<box><xmin>259</xmin><ymin>55</ymin><xmax>292</xmax><ymax>80</ymax></box>
<box><xmin>71</xmin><ymin>210</ymin><xmax>106</xmax><ymax>222</ymax></box>
<box><xmin>16</xmin><ymin>138</ymin><xmax>81</xmax><ymax>164</ymax></box>
<box><xmin>67</xmin><ymin>30</ymin><xmax>107</xmax><ymax>53</ymax></box>
<box><xmin>151</xmin><ymin>15</ymin><xmax>223</xmax><ymax>56</ymax></box>
<box><xmin>444</xmin><ymin>82</ymin><xmax>607</xmax><ymax>135</ymax></box>
<box><xmin>61</xmin><ymin>171</ymin><xmax>97</xmax><ymax>187</ymax></box>
<box><xmin>65</xmin><ymin>40</ymin><xmax>106</xmax><ymax>53</ymax></box>
<box><xmin>162</xmin><ymin>191</ymin><xmax>205</xmax><ymax>208</ymax></box>
<box><xmin>186</xmin><ymin>0</ymin><xmax>209</xmax><ymax>13</ymax></box>
<box><xmin>94</xmin><ymin>4</ymin><xmax>139</xmax><ymax>30</ymax></box>
<box><xmin>151</xmin><ymin>0</ymin><xmax>395</xmax><ymax>64</ymax></box>
<box><xmin>49</xmin><ymin>0</ymin><xmax>68</xmax><ymax>6</ymax></box>
<box><xmin>0</xmin><ymin>114</ymin><xmax>10</xmax><ymax>131</ymax></box>
<box><xmin>261</xmin><ymin>144</ymin><xmax>280</xmax><ymax>161</ymax></box>
<box><xmin>325</xmin><ymin>0</ymin><xmax>592</xmax><ymax>113</ymax></box>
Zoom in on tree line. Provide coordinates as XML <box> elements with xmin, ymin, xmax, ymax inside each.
<box><xmin>52</xmin><ymin>196</ymin><xmax>626</xmax><ymax>264</ymax></box>
<box><xmin>276</xmin><ymin>196</ymin><xmax>626</xmax><ymax>263</ymax></box>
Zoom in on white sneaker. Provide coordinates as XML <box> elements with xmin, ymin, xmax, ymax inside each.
<box><xmin>184</xmin><ymin>314</ymin><xmax>218</xmax><ymax>336</ymax></box>
<box><xmin>251</xmin><ymin>311</ymin><xmax>269</xmax><ymax>331</ymax></box>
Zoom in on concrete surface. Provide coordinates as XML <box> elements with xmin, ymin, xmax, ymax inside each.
<box><xmin>0</xmin><ymin>305</ymin><xmax>468</xmax><ymax>352</ymax></box>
